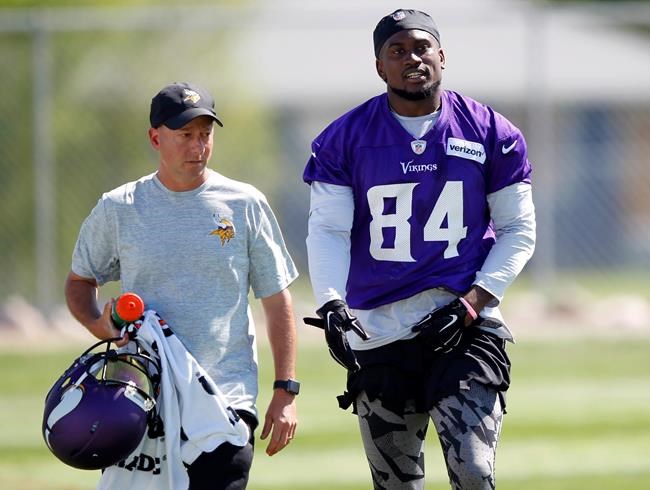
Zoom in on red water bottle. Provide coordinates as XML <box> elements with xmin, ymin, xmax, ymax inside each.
<box><xmin>111</xmin><ymin>292</ymin><xmax>145</xmax><ymax>327</ymax></box>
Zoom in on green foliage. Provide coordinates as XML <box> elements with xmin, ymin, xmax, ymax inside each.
<box><xmin>545</xmin><ymin>0</ymin><xmax>650</xmax><ymax>3</ymax></box>
<box><xmin>0</xmin><ymin>23</ymin><xmax>284</xmax><ymax>304</ymax></box>
<box><xmin>0</xmin><ymin>33</ymin><xmax>36</xmax><ymax>297</ymax></box>
<box><xmin>0</xmin><ymin>0</ymin><xmax>244</xmax><ymax>7</ymax></box>
<box><xmin>3</xmin><ymin>337</ymin><xmax>649</xmax><ymax>489</ymax></box>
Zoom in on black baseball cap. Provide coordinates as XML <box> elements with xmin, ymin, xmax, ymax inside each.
<box><xmin>149</xmin><ymin>82</ymin><xmax>223</xmax><ymax>129</ymax></box>
<box><xmin>373</xmin><ymin>9</ymin><xmax>440</xmax><ymax>58</ymax></box>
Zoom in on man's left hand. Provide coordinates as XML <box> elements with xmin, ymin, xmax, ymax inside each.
<box><xmin>411</xmin><ymin>298</ymin><xmax>471</xmax><ymax>353</ymax></box>
<box><xmin>260</xmin><ymin>390</ymin><xmax>297</xmax><ymax>456</ymax></box>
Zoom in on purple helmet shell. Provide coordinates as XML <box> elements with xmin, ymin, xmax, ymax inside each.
<box><xmin>42</xmin><ymin>338</ymin><xmax>160</xmax><ymax>470</ymax></box>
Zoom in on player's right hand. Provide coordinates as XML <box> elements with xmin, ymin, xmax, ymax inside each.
<box><xmin>303</xmin><ymin>299</ymin><xmax>369</xmax><ymax>371</ymax></box>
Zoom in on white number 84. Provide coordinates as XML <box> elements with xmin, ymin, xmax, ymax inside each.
<box><xmin>367</xmin><ymin>181</ymin><xmax>467</xmax><ymax>262</ymax></box>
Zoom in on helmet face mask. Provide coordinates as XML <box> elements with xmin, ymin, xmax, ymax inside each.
<box><xmin>42</xmin><ymin>338</ymin><xmax>160</xmax><ymax>470</ymax></box>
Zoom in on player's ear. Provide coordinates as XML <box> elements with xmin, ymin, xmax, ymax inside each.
<box><xmin>438</xmin><ymin>48</ymin><xmax>446</xmax><ymax>69</ymax></box>
<box><xmin>375</xmin><ymin>59</ymin><xmax>387</xmax><ymax>82</ymax></box>
<box><xmin>148</xmin><ymin>127</ymin><xmax>160</xmax><ymax>149</ymax></box>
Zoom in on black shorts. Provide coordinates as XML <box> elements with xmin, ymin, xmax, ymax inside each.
<box><xmin>186</xmin><ymin>410</ymin><xmax>257</xmax><ymax>490</ymax></box>
<box><xmin>338</xmin><ymin>328</ymin><xmax>511</xmax><ymax>414</ymax></box>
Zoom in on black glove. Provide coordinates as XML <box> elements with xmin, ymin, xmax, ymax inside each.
<box><xmin>304</xmin><ymin>299</ymin><xmax>370</xmax><ymax>371</ymax></box>
<box><xmin>410</xmin><ymin>298</ymin><xmax>470</xmax><ymax>353</ymax></box>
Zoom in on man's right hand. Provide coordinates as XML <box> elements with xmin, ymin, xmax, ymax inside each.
<box><xmin>410</xmin><ymin>298</ymin><xmax>469</xmax><ymax>353</ymax></box>
<box><xmin>98</xmin><ymin>300</ymin><xmax>129</xmax><ymax>347</ymax></box>
<box><xmin>303</xmin><ymin>299</ymin><xmax>369</xmax><ymax>371</ymax></box>
<box><xmin>64</xmin><ymin>272</ymin><xmax>129</xmax><ymax>347</ymax></box>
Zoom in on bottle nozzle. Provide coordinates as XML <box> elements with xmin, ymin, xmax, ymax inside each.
<box><xmin>111</xmin><ymin>292</ymin><xmax>145</xmax><ymax>327</ymax></box>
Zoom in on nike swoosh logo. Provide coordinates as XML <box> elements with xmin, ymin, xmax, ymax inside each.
<box><xmin>441</xmin><ymin>314</ymin><xmax>457</xmax><ymax>331</ymax></box>
<box><xmin>502</xmin><ymin>140</ymin><xmax>517</xmax><ymax>154</ymax></box>
<box><xmin>326</xmin><ymin>311</ymin><xmax>334</xmax><ymax>325</ymax></box>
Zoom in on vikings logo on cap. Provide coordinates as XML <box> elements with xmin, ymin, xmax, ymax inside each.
<box><xmin>209</xmin><ymin>214</ymin><xmax>236</xmax><ymax>246</ymax></box>
<box><xmin>392</xmin><ymin>10</ymin><xmax>406</xmax><ymax>21</ymax></box>
<box><xmin>183</xmin><ymin>89</ymin><xmax>201</xmax><ymax>105</ymax></box>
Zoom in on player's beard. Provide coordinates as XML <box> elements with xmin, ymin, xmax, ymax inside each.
<box><xmin>389</xmin><ymin>80</ymin><xmax>440</xmax><ymax>101</ymax></box>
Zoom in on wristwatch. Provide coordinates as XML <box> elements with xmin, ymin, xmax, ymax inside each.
<box><xmin>273</xmin><ymin>379</ymin><xmax>300</xmax><ymax>395</ymax></box>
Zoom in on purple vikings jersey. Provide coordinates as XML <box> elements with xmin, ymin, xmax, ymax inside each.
<box><xmin>303</xmin><ymin>90</ymin><xmax>532</xmax><ymax>310</ymax></box>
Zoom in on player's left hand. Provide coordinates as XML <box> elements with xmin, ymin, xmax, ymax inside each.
<box><xmin>260</xmin><ymin>390</ymin><xmax>297</xmax><ymax>456</ymax></box>
<box><xmin>411</xmin><ymin>298</ymin><xmax>472</xmax><ymax>353</ymax></box>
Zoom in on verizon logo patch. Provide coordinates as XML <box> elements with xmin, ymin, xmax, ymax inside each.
<box><xmin>446</xmin><ymin>137</ymin><xmax>486</xmax><ymax>164</ymax></box>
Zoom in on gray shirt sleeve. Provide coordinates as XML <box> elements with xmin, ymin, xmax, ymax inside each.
<box><xmin>71</xmin><ymin>196</ymin><xmax>120</xmax><ymax>285</ymax></box>
<box><xmin>248</xmin><ymin>195</ymin><xmax>298</xmax><ymax>299</ymax></box>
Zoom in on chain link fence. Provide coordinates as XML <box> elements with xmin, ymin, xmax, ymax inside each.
<box><xmin>0</xmin><ymin>2</ymin><xmax>649</xmax><ymax>329</ymax></box>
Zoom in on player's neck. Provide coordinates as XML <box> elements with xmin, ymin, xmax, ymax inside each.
<box><xmin>387</xmin><ymin>90</ymin><xmax>442</xmax><ymax>117</ymax></box>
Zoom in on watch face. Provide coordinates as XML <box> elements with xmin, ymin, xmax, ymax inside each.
<box><xmin>275</xmin><ymin>379</ymin><xmax>300</xmax><ymax>395</ymax></box>
<box><xmin>286</xmin><ymin>380</ymin><xmax>300</xmax><ymax>395</ymax></box>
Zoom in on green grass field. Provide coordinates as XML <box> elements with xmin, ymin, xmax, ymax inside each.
<box><xmin>2</xmin><ymin>337</ymin><xmax>649</xmax><ymax>490</ymax></box>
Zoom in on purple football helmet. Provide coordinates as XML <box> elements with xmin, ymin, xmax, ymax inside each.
<box><xmin>42</xmin><ymin>337</ymin><xmax>160</xmax><ymax>470</ymax></box>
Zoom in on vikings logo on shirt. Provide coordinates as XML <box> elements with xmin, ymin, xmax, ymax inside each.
<box><xmin>209</xmin><ymin>215</ymin><xmax>235</xmax><ymax>246</ymax></box>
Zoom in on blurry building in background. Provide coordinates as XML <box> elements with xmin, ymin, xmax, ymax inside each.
<box><xmin>0</xmin><ymin>0</ymin><xmax>649</xmax><ymax>312</ymax></box>
<box><xmin>247</xmin><ymin>0</ymin><xmax>650</xmax><ymax>290</ymax></box>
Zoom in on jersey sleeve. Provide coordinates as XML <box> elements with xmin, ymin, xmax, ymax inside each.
<box><xmin>486</xmin><ymin>115</ymin><xmax>532</xmax><ymax>194</ymax></box>
<box><xmin>474</xmin><ymin>182</ymin><xmax>536</xmax><ymax>305</ymax></box>
<box><xmin>306</xmin><ymin>182</ymin><xmax>354</xmax><ymax>308</ymax></box>
<box><xmin>71</xmin><ymin>196</ymin><xmax>121</xmax><ymax>285</ymax></box>
<box><xmin>247</xmin><ymin>194</ymin><xmax>298</xmax><ymax>299</ymax></box>
<box><xmin>303</xmin><ymin>123</ymin><xmax>352</xmax><ymax>187</ymax></box>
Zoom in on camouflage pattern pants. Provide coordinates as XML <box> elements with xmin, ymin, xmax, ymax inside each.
<box><xmin>356</xmin><ymin>380</ymin><xmax>503</xmax><ymax>490</ymax></box>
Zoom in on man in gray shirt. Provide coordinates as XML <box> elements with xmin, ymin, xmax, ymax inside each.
<box><xmin>64</xmin><ymin>81</ymin><xmax>300</xmax><ymax>489</ymax></box>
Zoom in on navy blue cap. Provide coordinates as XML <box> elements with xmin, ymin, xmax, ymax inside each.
<box><xmin>149</xmin><ymin>82</ymin><xmax>223</xmax><ymax>129</ymax></box>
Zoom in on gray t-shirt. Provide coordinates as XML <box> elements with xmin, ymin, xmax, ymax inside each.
<box><xmin>72</xmin><ymin>170</ymin><xmax>298</xmax><ymax>415</ymax></box>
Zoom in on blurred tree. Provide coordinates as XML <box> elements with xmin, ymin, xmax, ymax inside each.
<box><xmin>0</xmin><ymin>0</ymin><xmax>243</xmax><ymax>7</ymax></box>
<box><xmin>0</xmin><ymin>4</ymin><xmax>285</xmax><ymax>306</ymax></box>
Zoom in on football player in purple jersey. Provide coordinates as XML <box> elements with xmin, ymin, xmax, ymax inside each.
<box><xmin>303</xmin><ymin>9</ymin><xmax>536</xmax><ymax>490</ymax></box>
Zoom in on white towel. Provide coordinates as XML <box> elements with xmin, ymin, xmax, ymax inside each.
<box><xmin>98</xmin><ymin>310</ymin><xmax>250</xmax><ymax>490</ymax></box>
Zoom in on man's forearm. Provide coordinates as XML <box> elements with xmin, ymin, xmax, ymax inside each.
<box><xmin>64</xmin><ymin>271</ymin><xmax>112</xmax><ymax>340</ymax></box>
<box><xmin>262</xmin><ymin>288</ymin><xmax>297</xmax><ymax>380</ymax></box>
<box><xmin>462</xmin><ymin>285</ymin><xmax>496</xmax><ymax>321</ymax></box>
